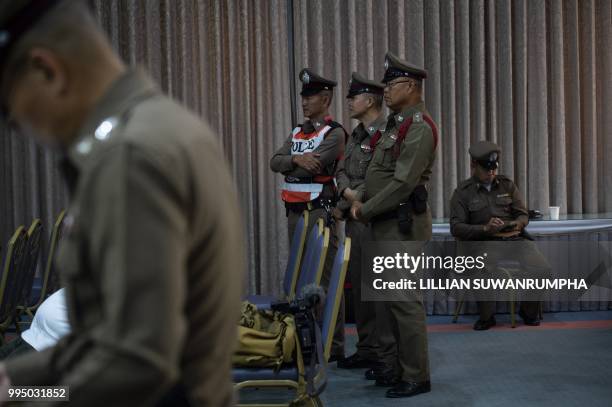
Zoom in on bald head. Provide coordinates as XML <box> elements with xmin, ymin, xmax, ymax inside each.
<box><xmin>1</xmin><ymin>0</ymin><xmax>125</xmax><ymax>147</ymax></box>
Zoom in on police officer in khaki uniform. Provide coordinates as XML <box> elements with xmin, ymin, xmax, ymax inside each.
<box><xmin>351</xmin><ymin>52</ymin><xmax>438</xmax><ymax>398</ymax></box>
<box><xmin>335</xmin><ymin>72</ymin><xmax>386</xmax><ymax>370</ymax></box>
<box><xmin>270</xmin><ymin>68</ymin><xmax>347</xmax><ymax>360</ymax></box>
<box><xmin>0</xmin><ymin>1</ymin><xmax>244</xmax><ymax>405</ymax></box>
<box><xmin>450</xmin><ymin>141</ymin><xmax>549</xmax><ymax>330</ymax></box>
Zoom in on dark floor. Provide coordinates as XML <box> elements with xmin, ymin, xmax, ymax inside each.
<box><xmin>239</xmin><ymin>311</ymin><xmax>612</xmax><ymax>407</ymax></box>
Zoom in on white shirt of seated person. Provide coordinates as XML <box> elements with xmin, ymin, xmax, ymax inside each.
<box><xmin>21</xmin><ymin>288</ymin><xmax>70</xmax><ymax>351</ymax></box>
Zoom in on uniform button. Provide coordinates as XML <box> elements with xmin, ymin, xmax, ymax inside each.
<box><xmin>76</xmin><ymin>139</ymin><xmax>93</xmax><ymax>155</ymax></box>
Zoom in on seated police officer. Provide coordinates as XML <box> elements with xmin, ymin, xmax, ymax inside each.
<box><xmin>450</xmin><ymin>141</ymin><xmax>549</xmax><ymax>330</ymax></box>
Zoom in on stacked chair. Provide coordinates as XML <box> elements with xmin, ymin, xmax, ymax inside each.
<box><xmin>0</xmin><ymin>226</ymin><xmax>28</xmax><ymax>344</ymax></box>
<box><xmin>19</xmin><ymin>210</ymin><xmax>66</xmax><ymax>320</ymax></box>
<box><xmin>0</xmin><ymin>211</ymin><xmax>66</xmax><ymax>343</ymax></box>
<box><xmin>234</xmin><ymin>226</ymin><xmax>351</xmax><ymax>406</ymax></box>
<box><xmin>14</xmin><ymin>219</ymin><xmax>44</xmax><ymax>332</ymax></box>
<box><xmin>247</xmin><ymin>213</ymin><xmax>330</xmax><ymax>308</ymax></box>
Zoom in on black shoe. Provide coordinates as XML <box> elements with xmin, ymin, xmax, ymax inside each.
<box><xmin>386</xmin><ymin>381</ymin><xmax>431</xmax><ymax>398</ymax></box>
<box><xmin>473</xmin><ymin>316</ymin><xmax>496</xmax><ymax>331</ymax></box>
<box><xmin>328</xmin><ymin>354</ymin><xmax>345</xmax><ymax>363</ymax></box>
<box><xmin>336</xmin><ymin>353</ymin><xmax>372</xmax><ymax>369</ymax></box>
<box><xmin>375</xmin><ymin>372</ymin><xmax>400</xmax><ymax>387</ymax></box>
<box><xmin>364</xmin><ymin>363</ymin><xmax>387</xmax><ymax>380</ymax></box>
<box><xmin>364</xmin><ymin>367</ymin><xmax>378</xmax><ymax>380</ymax></box>
<box><xmin>519</xmin><ymin>309</ymin><xmax>540</xmax><ymax>326</ymax></box>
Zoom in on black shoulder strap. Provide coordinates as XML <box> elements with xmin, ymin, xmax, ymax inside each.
<box><xmin>326</xmin><ymin>120</ymin><xmax>349</xmax><ymax>143</ymax></box>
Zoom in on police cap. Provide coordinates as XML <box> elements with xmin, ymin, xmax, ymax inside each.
<box><xmin>382</xmin><ymin>52</ymin><xmax>427</xmax><ymax>84</ymax></box>
<box><xmin>346</xmin><ymin>71</ymin><xmax>384</xmax><ymax>98</ymax></box>
<box><xmin>299</xmin><ymin>68</ymin><xmax>337</xmax><ymax>97</ymax></box>
<box><xmin>469</xmin><ymin>141</ymin><xmax>501</xmax><ymax>171</ymax></box>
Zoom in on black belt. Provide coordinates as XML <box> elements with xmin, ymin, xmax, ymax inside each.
<box><xmin>285</xmin><ymin>198</ymin><xmax>325</xmax><ymax>213</ymax></box>
<box><xmin>370</xmin><ymin>185</ymin><xmax>428</xmax><ymax>223</ymax></box>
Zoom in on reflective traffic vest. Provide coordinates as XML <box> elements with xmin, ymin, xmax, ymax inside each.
<box><xmin>281</xmin><ymin>124</ymin><xmax>335</xmax><ymax>203</ymax></box>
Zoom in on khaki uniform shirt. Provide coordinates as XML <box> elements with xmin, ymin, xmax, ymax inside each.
<box><xmin>336</xmin><ymin>114</ymin><xmax>386</xmax><ymax>213</ymax></box>
<box><xmin>450</xmin><ymin>175</ymin><xmax>529</xmax><ymax>240</ymax></box>
<box><xmin>6</xmin><ymin>71</ymin><xmax>245</xmax><ymax>406</ymax></box>
<box><xmin>361</xmin><ymin>102</ymin><xmax>436</xmax><ymax>220</ymax></box>
<box><xmin>270</xmin><ymin>119</ymin><xmax>345</xmax><ymax>200</ymax></box>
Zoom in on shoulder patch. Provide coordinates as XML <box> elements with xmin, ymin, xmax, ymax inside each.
<box><xmin>458</xmin><ymin>178</ymin><xmax>475</xmax><ymax>190</ymax></box>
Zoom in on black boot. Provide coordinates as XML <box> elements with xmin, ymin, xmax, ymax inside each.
<box><xmin>386</xmin><ymin>380</ymin><xmax>431</xmax><ymax>398</ymax></box>
<box><xmin>337</xmin><ymin>353</ymin><xmax>373</xmax><ymax>369</ymax></box>
<box><xmin>519</xmin><ymin>309</ymin><xmax>540</xmax><ymax>326</ymax></box>
<box><xmin>364</xmin><ymin>362</ymin><xmax>387</xmax><ymax>380</ymax></box>
<box><xmin>473</xmin><ymin>316</ymin><xmax>496</xmax><ymax>331</ymax></box>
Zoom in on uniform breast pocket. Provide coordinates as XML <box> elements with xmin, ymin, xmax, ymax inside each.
<box><xmin>468</xmin><ymin>199</ymin><xmax>488</xmax><ymax>213</ymax></box>
<box><xmin>378</xmin><ymin>137</ymin><xmax>397</xmax><ymax>167</ymax></box>
<box><xmin>357</xmin><ymin>154</ymin><xmax>373</xmax><ymax>176</ymax></box>
<box><xmin>495</xmin><ymin>196</ymin><xmax>513</xmax><ymax>213</ymax></box>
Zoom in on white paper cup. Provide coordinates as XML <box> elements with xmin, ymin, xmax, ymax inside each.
<box><xmin>549</xmin><ymin>206</ymin><xmax>560</xmax><ymax>220</ymax></box>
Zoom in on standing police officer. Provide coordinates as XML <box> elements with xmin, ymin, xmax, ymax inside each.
<box><xmin>0</xmin><ymin>1</ymin><xmax>244</xmax><ymax>406</ymax></box>
<box><xmin>351</xmin><ymin>52</ymin><xmax>438</xmax><ymax>398</ymax></box>
<box><xmin>270</xmin><ymin>68</ymin><xmax>347</xmax><ymax>361</ymax></box>
<box><xmin>450</xmin><ymin>141</ymin><xmax>549</xmax><ymax>330</ymax></box>
<box><xmin>335</xmin><ymin>72</ymin><xmax>386</xmax><ymax>370</ymax></box>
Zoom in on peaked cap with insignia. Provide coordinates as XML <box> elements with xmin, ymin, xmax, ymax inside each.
<box><xmin>299</xmin><ymin>68</ymin><xmax>337</xmax><ymax>96</ymax></box>
<box><xmin>382</xmin><ymin>51</ymin><xmax>428</xmax><ymax>83</ymax></box>
<box><xmin>346</xmin><ymin>71</ymin><xmax>384</xmax><ymax>98</ymax></box>
<box><xmin>469</xmin><ymin>141</ymin><xmax>501</xmax><ymax>170</ymax></box>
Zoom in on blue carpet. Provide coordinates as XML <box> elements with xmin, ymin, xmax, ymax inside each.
<box><xmin>239</xmin><ymin>312</ymin><xmax>612</xmax><ymax>406</ymax></box>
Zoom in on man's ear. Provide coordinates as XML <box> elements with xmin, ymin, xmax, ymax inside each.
<box><xmin>28</xmin><ymin>47</ymin><xmax>67</xmax><ymax>95</ymax></box>
<box><xmin>366</xmin><ymin>95</ymin><xmax>374</xmax><ymax>109</ymax></box>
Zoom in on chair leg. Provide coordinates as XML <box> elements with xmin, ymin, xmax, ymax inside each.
<box><xmin>452</xmin><ymin>299</ymin><xmax>464</xmax><ymax>323</ymax></box>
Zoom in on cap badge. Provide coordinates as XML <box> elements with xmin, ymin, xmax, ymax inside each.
<box><xmin>302</xmin><ymin>72</ymin><xmax>310</xmax><ymax>84</ymax></box>
<box><xmin>384</xmin><ymin>58</ymin><xmax>389</xmax><ymax>70</ymax></box>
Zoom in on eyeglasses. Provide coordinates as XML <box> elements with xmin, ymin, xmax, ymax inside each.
<box><xmin>384</xmin><ymin>79</ymin><xmax>414</xmax><ymax>90</ymax></box>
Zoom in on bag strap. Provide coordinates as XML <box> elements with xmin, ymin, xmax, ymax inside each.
<box><xmin>391</xmin><ymin>113</ymin><xmax>439</xmax><ymax>159</ymax></box>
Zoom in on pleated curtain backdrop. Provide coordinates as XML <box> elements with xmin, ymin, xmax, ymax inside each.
<box><xmin>0</xmin><ymin>0</ymin><xmax>610</xmax><ymax>300</ymax></box>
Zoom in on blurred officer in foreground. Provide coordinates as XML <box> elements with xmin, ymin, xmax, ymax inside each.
<box><xmin>450</xmin><ymin>141</ymin><xmax>548</xmax><ymax>330</ymax></box>
<box><xmin>351</xmin><ymin>52</ymin><xmax>439</xmax><ymax>398</ymax></box>
<box><xmin>335</xmin><ymin>72</ymin><xmax>385</xmax><ymax>370</ymax></box>
<box><xmin>270</xmin><ymin>68</ymin><xmax>347</xmax><ymax>361</ymax></box>
<box><xmin>0</xmin><ymin>1</ymin><xmax>245</xmax><ymax>405</ymax></box>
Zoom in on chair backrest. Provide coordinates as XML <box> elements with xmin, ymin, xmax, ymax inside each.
<box><xmin>322</xmin><ymin>237</ymin><xmax>351</xmax><ymax>362</ymax></box>
<box><xmin>293</xmin><ymin>222</ymin><xmax>321</xmax><ymax>294</ymax></box>
<box><xmin>282</xmin><ymin>211</ymin><xmax>309</xmax><ymax>299</ymax></box>
<box><xmin>30</xmin><ymin>210</ymin><xmax>65</xmax><ymax>309</ymax></box>
<box><xmin>17</xmin><ymin>219</ymin><xmax>43</xmax><ymax>308</ymax></box>
<box><xmin>295</xmin><ymin>226</ymin><xmax>330</xmax><ymax>296</ymax></box>
<box><xmin>0</xmin><ymin>226</ymin><xmax>28</xmax><ymax>322</ymax></box>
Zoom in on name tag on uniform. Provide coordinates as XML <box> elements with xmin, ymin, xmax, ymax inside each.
<box><xmin>390</xmin><ymin>133</ymin><xmax>397</xmax><ymax>141</ymax></box>
<box><xmin>360</xmin><ymin>143</ymin><xmax>372</xmax><ymax>153</ymax></box>
<box><xmin>496</xmin><ymin>193</ymin><xmax>510</xmax><ymax>198</ymax></box>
